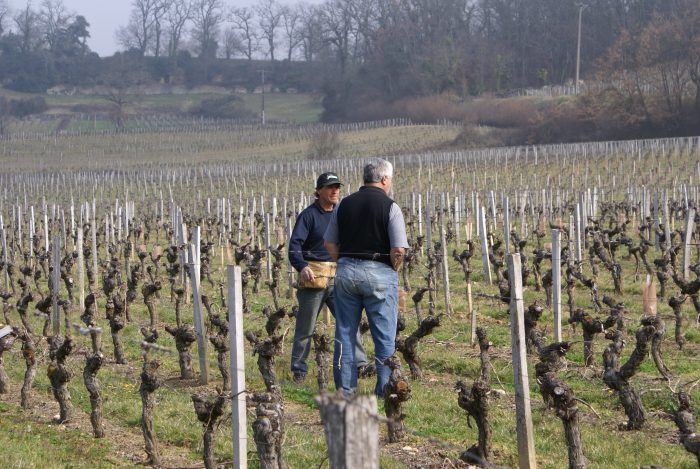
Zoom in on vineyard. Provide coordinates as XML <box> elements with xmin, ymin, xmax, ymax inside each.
<box><xmin>0</xmin><ymin>123</ymin><xmax>699</xmax><ymax>469</ymax></box>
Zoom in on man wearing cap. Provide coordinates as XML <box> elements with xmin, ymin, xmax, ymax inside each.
<box><xmin>288</xmin><ymin>172</ymin><xmax>370</xmax><ymax>384</ymax></box>
<box><xmin>324</xmin><ymin>159</ymin><xmax>408</xmax><ymax>397</ymax></box>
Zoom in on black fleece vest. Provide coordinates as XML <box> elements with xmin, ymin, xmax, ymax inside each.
<box><xmin>336</xmin><ymin>186</ymin><xmax>394</xmax><ymax>267</ymax></box>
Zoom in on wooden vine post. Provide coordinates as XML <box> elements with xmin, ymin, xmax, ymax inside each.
<box><xmin>91</xmin><ymin>199</ymin><xmax>98</xmax><ymax>292</ymax></box>
<box><xmin>265</xmin><ymin>213</ymin><xmax>272</xmax><ymax>283</ymax></box>
<box><xmin>316</xmin><ymin>393</ymin><xmax>379</xmax><ymax>469</ymax></box>
<box><xmin>52</xmin><ymin>236</ymin><xmax>61</xmax><ymax>335</ymax></box>
<box><xmin>228</xmin><ymin>265</ymin><xmax>248</xmax><ymax>469</ymax></box>
<box><xmin>663</xmin><ymin>193</ymin><xmax>671</xmax><ymax>252</ymax></box>
<box><xmin>189</xmin><ymin>227</ymin><xmax>209</xmax><ymax>384</ymax></box>
<box><xmin>683</xmin><ymin>208</ymin><xmax>695</xmax><ymax>281</ymax></box>
<box><xmin>439</xmin><ymin>219</ymin><xmax>452</xmax><ymax>315</ymax></box>
<box><xmin>479</xmin><ymin>206</ymin><xmax>492</xmax><ymax>284</ymax></box>
<box><xmin>77</xmin><ymin>229</ymin><xmax>85</xmax><ymax>311</ymax></box>
<box><xmin>503</xmin><ymin>195</ymin><xmax>511</xmax><ymax>254</ymax></box>
<box><xmin>507</xmin><ymin>253</ymin><xmax>537</xmax><ymax>469</ymax></box>
<box><xmin>552</xmin><ymin>229</ymin><xmax>562</xmax><ymax>342</ymax></box>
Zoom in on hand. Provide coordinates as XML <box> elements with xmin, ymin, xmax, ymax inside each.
<box><xmin>390</xmin><ymin>248</ymin><xmax>405</xmax><ymax>272</ymax></box>
<box><xmin>300</xmin><ymin>266</ymin><xmax>316</xmax><ymax>282</ymax></box>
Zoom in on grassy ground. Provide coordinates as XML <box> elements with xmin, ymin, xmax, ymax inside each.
<box><xmin>0</xmin><ymin>121</ymin><xmax>698</xmax><ymax>467</ymax></box>
<box><xmin>0</xmin><ymin>232</ymin><xmax>698</xmax><ymax>468</ymax></box>
<box><xmin>41</xmin><ymin>91</ymin><xmax>323</xmax><ymax>123</ymax></box>
<box><xmin>0</xmin><ymin>124</ymin><xmax>461</xmax><ymax>172</ymax></box>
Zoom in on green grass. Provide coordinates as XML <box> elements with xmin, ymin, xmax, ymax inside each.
<box><xmin>1</xmin><ymin>216</ymin><xmax>699</xmax><ymax>469</ymax></box>
<box><xmin>0</xmin><ymin>119</ymin><xmax>699</xmax><ymax>467</ymax></box>
<box><xmin>40</xmin><ymin>91</ymin><xmax>323</xmax><ymax>123</ymax></box>
<box><xmin>0</xmin><ymin>402</ymin><xmax>126</xmax><ymax>468</ymax></box>
<box><xmin>238</xmin><ymin>92</ymin><xmax>323</xmax><ymax>123</ymax></box>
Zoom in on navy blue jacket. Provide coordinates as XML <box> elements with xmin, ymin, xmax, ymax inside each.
<box><xmin>288</xmin><ymin>201</ymin><xmax>334</xmax><ymax>272</ymax></box>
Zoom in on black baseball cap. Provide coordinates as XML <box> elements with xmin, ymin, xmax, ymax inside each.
<box><xmin>316</xmin><ymin>172</ymin><xmax>343</xmax><ymax>188</ymax></box>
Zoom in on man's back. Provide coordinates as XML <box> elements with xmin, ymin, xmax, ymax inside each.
<box><xmin>336</xmin><ymin>186</ymin><xmax>394</xmax><ymax>267</ymax></box>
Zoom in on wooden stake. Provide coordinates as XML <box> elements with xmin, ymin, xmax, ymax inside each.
<box><xmin>78</xmin><ymin>229</ymin><xmax>85</xmax><ymax>311</ymax></box>
<box><xmin>479</xmin><ymin>206</ymin><xmax>492</xmax><ymax>284</ymax></box>
<box><xmin>503</xmin><ymin>196</ymin><xmax>510</xmax><ymax>254</ymax></box>
<box><xmin>316</xmin><ymin>393</ymin><xmax>379</xmax><ymax>469</ymax></box>
<box><xmin>440</xmin><ymin>220</ymin><xmax>452</xmax><ymax>315</ymax></box>
<box><xmin>227</xmin><ymin>265</ymin><xmax>247</xmax><ymax>469</ymax></box>
<box><xmin>52</xmin><ymin>236</ymin><xmax>61</xmax><ymax>335</ymax></box>
<box><xmin>683</xmin><ymin>208</ymin><xmax>696</xmax><ymax>280</ymax></box>
<box><xmin>552</xmin><ymin>229</ymin><xmax>562</xmax><ymax>342</ymax></box>
<box><xmin>507</xmin><ymin>253</ymin><xmax>537</xmax><ymax>469</ymax></box>
<box><xmin>188</xmin><ymin>228</ymin><xmax>209</xmax><ymax>385</ymax></box>
<box><xmin>265</xmin><ymin>213</ymin><xmax>272</xmax><ymax>282</ymax></box>
<box><xmin>574</xmin><ymin>204</ymin><xmax>583</xmax><ymax>262</ymax></box>
<box><xmin>91</xmin><ymin>201</ymin><xmax>98</xmax><ymax>292</ymax></box>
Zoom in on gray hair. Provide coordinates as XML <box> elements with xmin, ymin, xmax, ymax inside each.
<box><xmin>363</xmin><ymin>159</ymin><xmax>393</xmax><ymax>183</ymax></box>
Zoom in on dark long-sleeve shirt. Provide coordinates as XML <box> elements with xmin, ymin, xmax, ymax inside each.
<box><xmin>288</xmin><ymin>201</ymin><xmax>334</xmax><ymax>272</ymax></box>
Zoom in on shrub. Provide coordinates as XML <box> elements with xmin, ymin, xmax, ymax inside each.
<box><xmin>8</xmin><ymin>96</ymin><xmax>47</xmax><ymax>117</ymax></box>
<box><xmin>307</xmin><ymin>131</ymin><xmax>340</xmax><ymax>160</ymax></box>
<box><xmin>347</xmin><ymin>95</ymin><xmax>467</xmax><ymax>123</ymax></box>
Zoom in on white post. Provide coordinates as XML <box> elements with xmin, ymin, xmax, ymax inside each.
<box><xmin>425</xmin><ymin>194</ymin><xmax>432</xmax><ymax>252</ymax></box>
<box><xmin>1</xmin><ymin>225</ymin><xmax>7</xmax><ymax>290</ymax></box>
<box><xmin>52</xmin><ymin>236</ymin><xmax>61</xmax><ymax>335</ymax></box>
<box><xmin>188</xmin><ymin>227</ymin><xmax>209</xmax><ymax>385</ymax></box>
<box><xmin>28</xmin><ymin>206</ymin><xmax>34</xmax><ymax>265</ymax></box>
<box><xmin>91</xmin><ymin>205</ymin><xmax>98</xmax><ymax>292</ymax></box>
<box><xmin>503</xmin><ymin>196</ymin><xmax>511</xmax><ymax>254</ymax></box>
<box><xmin>574</xmin><ymin>204</ymin><xmax>583</xmax><ymax>262</ymax></box>
<box><xmin>265</xmin><ymin>213</ymin><xmax>272</xmax><ymax>282</ymax></box>
<box><xmin>228</xmin><ymin>265</ymin><xmax>248</xmax><ymax>469</ymax></box>
<box><xmin>44</xmin><ymin>210</ymin><xmax>49</xmax><ymax>252</ymax></box>
<box><xmin>417</xmin><ymin>193</ymin><xmax>423</xmax><ymax>238</ymax></box>
<box><xmin>663</xmin><ymin>193</ymin><xmax>672</xmax><ymax>252</ymax></box>
<box><xmin>683</xmin><ymin>208</ymin><xmax>696</xmax><ymax>280</ymax></box>
<box><xmin>507</xmin><ymin>253</ymin><xmax>537</xmax><ymax>469</ymax></box>
<box><xmin>237</xmin><ymin>206</ymin><xmax>244</xmax><ymax>245</ymax></box>
<box><xmin>552</xmin><ymin>229</ymin><xmax>562</xmax><ymax>342</ymax></box>
<box><xmin>440</xmin><ymin>220</ymin><xmax>452</xmax><ymax>315</ymax></box>
<box><xmin>77</xmin><ymin>229</ymin><xmax>85</xmax><ymax>311</ymax></box>
<box><xmin>479</xmin><ymin>206</ymin><xmax>492</xmax><ymax>284</ymax></box>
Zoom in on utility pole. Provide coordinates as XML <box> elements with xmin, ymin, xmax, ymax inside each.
<box><xmin>575</xmin><ymin>4</ymin><xmax>585</xmax><ymax>95</ymax></box>
<box><xmin>258</xmin><ymin>70</ymin><xmax>267</xmax><ymax>126</ymax></box>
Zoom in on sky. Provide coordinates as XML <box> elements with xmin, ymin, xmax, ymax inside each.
<box><xmin>6</xmin><ymin>0</ymin><xmax>322</xmax><ymax>57</ymax></box>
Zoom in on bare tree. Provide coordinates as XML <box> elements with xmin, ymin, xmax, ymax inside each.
<box><xmin>297</xmin><ymin>3</ymin><xmax>323</xmax><ymax>62</ymax></box>
<box><xmin>164</xmin><ymin>0</ymin><xmax>192</xmax><ymax>57</ymax></box>
<box><xmin>348</xmin><ymin>0</ymin><xmax>377</xmax><ymax>64</ymax></box>
<box><xmin>103</xmin><ymin>89</ymin><xmax>130</xmax><ymax>132</ymax></box>
<box><xmin>319</xmin><ymin>0</ymin><xmax>355</xmax><ymax>76</ymax></box>
<box><xmin>191</xmin><ymin>0</ymin><xmax>224</xmax><ymax>59</ymax></box>
<box><xmin>0</xmin><ymin>0</ymin><xmax>11</xmax><ymax>36</ymax></box>
<box><xmin>221</xmin><ymin>26</ymin><xmax>241</xmax><ymax>59</ymax></box>
<box><xmin>13</xmin><ymin>2</ymin><xmax>42</xmax><ymax>54</ymax></box>
<box><xmin>280</xmin><ymin>3</ymin><xmax>302</xmax><ymax>61</ymax></box>
<box><xmin>256</xmin><ymin>0</ymin><xmax>282</xmax><ymax>61</ymax></box>
<box><xmin>150</xmin><ymin>0</ymin><xmax>171</xmax><ymax>57</ymax></box>
<box><xmin>115</xmin><ymin>0</ymin><xmax>160</xmax><ymax>55</ymax></box>
<box><xmin>38</xmin><ymin>0</ymin><xmax>73</xmax><ymax>52</ymax></box>
<box><xmin>230</xmin><ymin>6</ymin><xmax>257</xmax><ymax>60</ymax></box>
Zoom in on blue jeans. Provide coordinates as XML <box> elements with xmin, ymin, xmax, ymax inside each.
<box><xmin>291</xmin><ymin>281</ymin><xmax>368</xmax><ymax>375</ymax></box>
<box><xmin>333</xmin><ymin>257</ymin><xmax>398</xmax><ymax>396</ymax></box>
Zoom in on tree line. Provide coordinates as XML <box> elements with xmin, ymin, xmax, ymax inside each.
<box><xmin>1</xmin><ymin>0</ymin><xmax>700</xmax><ymax>132</ymax></box>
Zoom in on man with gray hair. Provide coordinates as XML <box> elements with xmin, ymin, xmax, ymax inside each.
<box><xmin>324</xmin><ymin>158</ymin><xmax>408</xmax><ymax>397</ymax></box>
